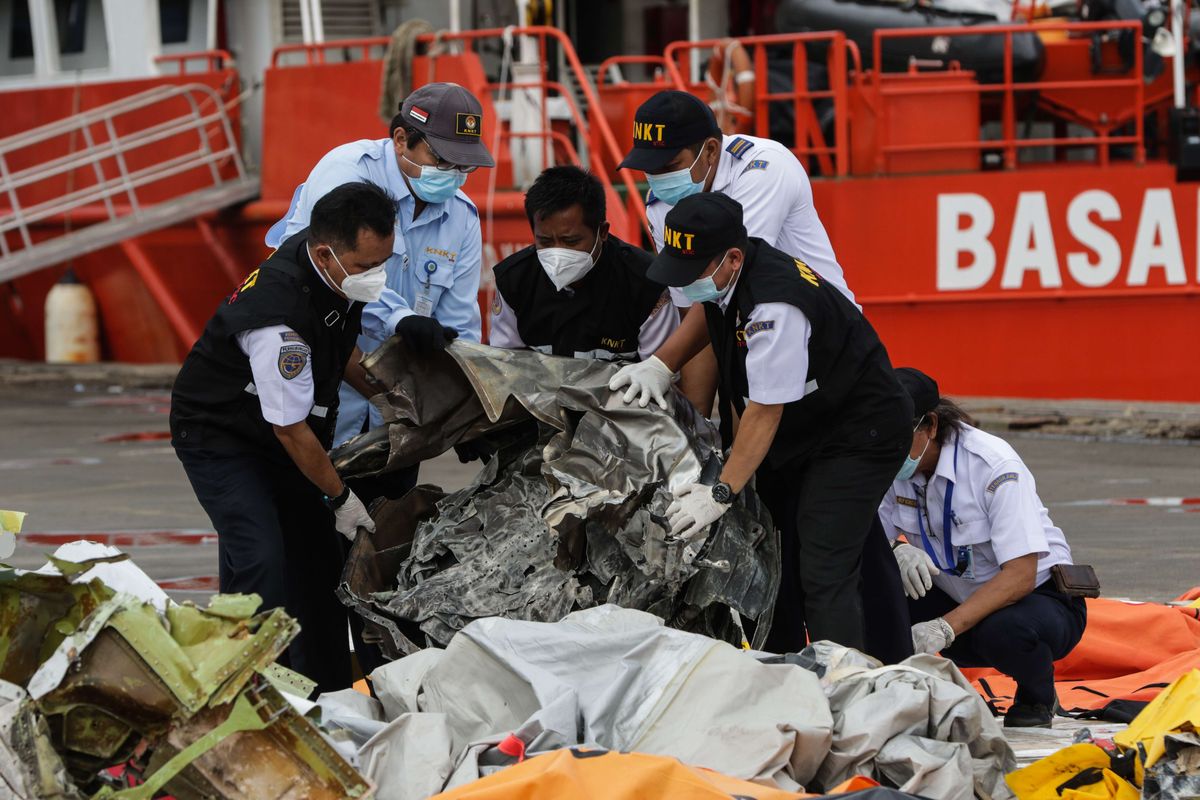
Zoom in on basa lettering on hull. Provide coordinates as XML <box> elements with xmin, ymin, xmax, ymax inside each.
<box><xmin>936</xmin><ymin>189</ymin><xmax>1196</xmax><ymax>291</ymax></box>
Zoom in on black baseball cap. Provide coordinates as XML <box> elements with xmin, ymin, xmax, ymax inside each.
<box><xmin>648</xmin><ymin>193</ymin><xmax>747</xmax><ymax>286</ymax></box>
<box><xmin>617</xmin><ymin>90</ymin><xmax>721</xmax><ymax>172</ymax></box>
<box><xmin>400</xmin><ymin>83</ymin><xmax>495</xmax><ymax>168</ymax></box>
<box><xmin>895</xmin><ymin>367</ymin><xmax>940</xmax><ymax>421</ymax></box>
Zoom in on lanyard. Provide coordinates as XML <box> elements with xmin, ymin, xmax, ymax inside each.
<box><xmin>916</xmin><ymin>436</ymin><xmax>960</xmax><ymax>573</ymax></box>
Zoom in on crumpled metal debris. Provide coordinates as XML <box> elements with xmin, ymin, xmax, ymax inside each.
<box><xmin>0</xmin><ymin>548</ymin><xmax>372</xmax><ymax>800</ymax></box>
<box><xmin>333</xmin><ymin>340</ymin><xmax>779</xmax><ymax>657</ymax></box>
<box><xmin>1143</xmin><ymin>731</ymin><xmax>1200</xmax><ymax>800</ymax></box>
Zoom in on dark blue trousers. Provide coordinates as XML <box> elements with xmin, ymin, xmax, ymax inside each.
<box><xmin>909</xmin><ymin>581</ymin><xmax>1087</xmax><ymax>707</ymax></box>
<box><xmin>175</xmin><ymin>446</ymin><xmax>352</xmax><ymax>694</ymax></box>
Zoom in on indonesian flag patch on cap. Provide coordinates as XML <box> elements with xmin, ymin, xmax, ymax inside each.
<box><xmin>409</xmin><ymin>106</ymin><xmax>429</xmax><ymax>124</ymax></box>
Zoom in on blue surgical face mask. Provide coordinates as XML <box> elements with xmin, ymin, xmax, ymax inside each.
<box><xmin>402</xmin><ymin>154</ymin><xmax>468</xmax><ymax>203</ymax></box>
<box><xmin>680</xmin><ymin>251</ymin><xmax>733</xmax><ymax>304</ymax></box>
<box><xmin>647</xmin><ymin>142</ymin><xmax>713</xmax><ymax>206</ymax></box>
<box><xmin>895</xmin><ymin>419</ymin><xmax>931</xmax><ymax>481</ymax></box>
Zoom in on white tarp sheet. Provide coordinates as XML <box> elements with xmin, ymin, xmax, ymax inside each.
<box><xmin>327</xmin><ymin>605</ymin><xmax>1016</xmax><ymax>797</ymax></box>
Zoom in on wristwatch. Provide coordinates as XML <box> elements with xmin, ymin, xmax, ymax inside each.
<box><xmin>323</xmin><ymin>484</ymin><xmax>350</xmax><ymax>510</ymax></box>
<box><xmin>711</xmin><ymin>481</ymin><xmax>733</xmax><ymax>505</ymax></box>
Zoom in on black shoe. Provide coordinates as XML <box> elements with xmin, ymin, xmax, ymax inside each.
<box><xmin>1004</xmin><ymin>702</ymin><xmax>1054</xmax><ymax>728</ymax></box>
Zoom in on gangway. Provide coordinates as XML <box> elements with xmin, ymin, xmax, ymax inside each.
<box><xmin>0</xmin><ymin>82</ymin><xmax>257</xmax><ymax>283</ymax></box>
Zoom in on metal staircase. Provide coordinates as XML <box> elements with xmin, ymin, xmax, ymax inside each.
<box><xmin>0</xmin><ymin>82</ymin><xmax>259</xmax><ymax>283</ymax></box>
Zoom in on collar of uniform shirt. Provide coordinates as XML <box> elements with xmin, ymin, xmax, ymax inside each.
<box><xmin>710</xmin><ymin>134</ymin><xmax>740</xmax><ymax>194</ymax></box>
<box><xmin>305</xmin><ymin>241</ymin><xmax>354</xmax><ymax>308</ymax></box>
<box><xmin>931</xmin><ymin>427</ymin><xmax>962</xmax><ymax>485</ymax></box>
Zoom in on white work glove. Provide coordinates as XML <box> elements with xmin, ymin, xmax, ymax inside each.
<box><xmin>608</xmin><ymin>355</ymin><xmax>674</xmax><ymax>411</ymax></box>
<box><xmin>666</xmin><ymin>483</ymin><xmax>731</xmax><ymax>543</ymax></box>
<box><xmin>894</xmin><ymin>542</ymin><xmax>940</xmax><ymax>600</ymax></box>
<box><xmin>333</xmin><ymin>489</ymin><xmax>375</xmax><ymax>541</ymax></box>
<box><xmin>911</xmin><ymin>617</ymin><xmax>956</xmax><ymax>654</ymax></box>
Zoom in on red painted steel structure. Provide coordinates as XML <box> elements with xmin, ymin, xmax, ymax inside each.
<box><xmin>1</xmin><ymin>23</ymin><xmax>1197</xmax><ymax>401</ymax></box>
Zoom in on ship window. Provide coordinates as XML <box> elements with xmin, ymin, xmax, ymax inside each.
<box><xmin>10</xmin><ymin>0</ymin><xmax>34</xmax><ymax>59</ymax></box>
<box><xmin>54</xmin><ymin>0</ymin><xmax>87</xmax><ymax>55</ymax></box>
<box><xmin>159</xmin><ymin>0</ymin><xmax>190</xmax><ymax>44</ymax></box>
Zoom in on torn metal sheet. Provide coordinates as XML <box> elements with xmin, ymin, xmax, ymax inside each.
<box><xmin>335</xmin><ymin>339</ymin><xmax>778</xmax><ymax>657</ymax></box>
<box><xmin>0</xmin><ymin>553</ymin><xmax>372</xmax><ymax>800</ymax></box>
<box><xmin>0</xmin><ymin>680</ymin><xmax>83</xmax><ymax>800</ymax></box>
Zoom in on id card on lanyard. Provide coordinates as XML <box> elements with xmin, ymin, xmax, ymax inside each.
<box><xmin>414</xmin><ymin>260</ymin><xmax>437</xmax><ymax>317</ymax></box>
<box><xmin>916</xmin><ymin>436</ymin><xmax>968</xmax><ymax>576</ymax></box>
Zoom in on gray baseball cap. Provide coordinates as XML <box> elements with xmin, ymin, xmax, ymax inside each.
<box><xmin>400</xmin><ymin>82</ymin><xmax>495</xmax><ymax>168</ymax></box>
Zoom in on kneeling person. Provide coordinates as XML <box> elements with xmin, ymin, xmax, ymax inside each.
<box><xmin>489</xmin><ymin>166</ymin><xmax>676</xmax><ymax>360</ymax></box>
<box><xmin>883</xmin><ymin>367</ymin><xmax>1090</xmax><ymax>728</ymax></box>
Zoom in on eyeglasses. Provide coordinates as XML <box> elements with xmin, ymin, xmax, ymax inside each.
<box><xmin>423</xmin><ymin>138</ymin><xmax>478</xmax><ymax>174</ymax></box>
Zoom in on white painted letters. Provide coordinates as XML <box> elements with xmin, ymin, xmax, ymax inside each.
<box><xmin>1127</xmin><ymin>189</ymin><xmax>1186</xmax><ymax>286</ymax></box>
<box><xmin>937</xmin><ymin>193</ymin><xmax>995</xmax><ymax>291</ymax></box>
<box><xmin>1066</xmin><ymin>190</ymin><xmax>1122</xmax><ymax>288</ymax></box>
<box><xmin>1001</xmin><ymin>192</ymin><xmax>1062</xmax><ymax>289</ymax></box>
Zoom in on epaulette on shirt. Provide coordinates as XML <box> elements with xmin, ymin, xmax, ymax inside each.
<box><xmin>725</xmin><ymin>137</ymin><xmax>753</xmax><ymax>159</ymax></box>
<box><xmin>646</xmin><ymin>189</ymin><xmax>660</xmax><ymax>205</ymax></box>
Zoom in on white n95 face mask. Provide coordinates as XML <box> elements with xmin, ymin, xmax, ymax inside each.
<box><xmin>537</xmin><ymin>234</ymin><xmax>601</xmax><ymax>291</ymax></box>
<box><xmin>340</xmin><ymin>265</ymin><xmax>387</xmax><ymax>302</ymax></box>
<box><xmin>326</xmin><ymin>246</ymin><xmax>387</xmax><ymax>303</ymax></box>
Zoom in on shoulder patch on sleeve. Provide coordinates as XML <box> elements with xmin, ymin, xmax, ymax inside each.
<box><xmin>277</xmin><ymin>344</ymin><xmax>309</xmax><ymax>380</ymax></box>
<box><xmin>725</xmin><ymin>137</ymin><xmax>753</xmax><ymax>160</ymax></box>
<box><xmin>896</xmin><ymin>496</ymin><xmax>919</xmax><ymax>508</ymax></box>
<box><xmin>491</xmin><ymin>292</ymin><xmax>503</xmax><ymax>317</ymax></box>
<box><xmin>279</xmin><ymin>330</ymin><xmax>305</xmax><ymax>343</ymax></box>
<box><xmin>742</xmin><ymin>159</ymin><xmax>769</xmax><ymax>174</ymax></box>
<box><xmin>744</xmin><ymin>319</ymin><xmax>775</xmax><ymax>338</ymax></box>
<box><xmin>987</xmin><ymin>472</ymin><xmax>1019</xmax><ymax>493</ymax></box>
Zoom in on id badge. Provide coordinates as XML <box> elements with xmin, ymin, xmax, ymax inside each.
<box><xmin>413</xmin><ymin>293</ymin><xmax>434</xmax><ymax>317</ymax></box>
<box><xmin>956</xmin><ymin>545</ymin><xmax>975</xmax><ymax>580</ymax></box>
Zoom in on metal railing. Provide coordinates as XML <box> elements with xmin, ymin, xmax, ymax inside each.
<box><xmin>155</xmin><ymin>50</ymin><xmax>235</xmax><ymax>74</ymax></box>
<box><xmin>871</xmin><ymin>21</ymin><xmax>1146</xmax><ymax>172</ymax></box>
<box><xmin>0</xmin><ymin>82</ymin><xmax>256</xmax><ymax>282</ymax></box>
<box><xmin>268</xmin><ymin>27</ymin><xmax>652</xmax><ymax>237</ymax></box>
<box><xmin>664</xmin><ymin>32</ymin><xmax>855</xmax><ymax>178</ymax></box>
<box><xmin>413</xmin><ymin>26</ymin><xmax>651</xmax><ymax>237</ymax></box>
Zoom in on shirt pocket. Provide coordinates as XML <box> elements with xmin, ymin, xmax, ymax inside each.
<box><xmin>949</xmin><ymin>515</ymin><xmax>992</xmax><ymax>546</ymax></box>
<box><xmin>417</xmin><ymin>258</ymin><xmax>456</xmax><ymax>308</ymax></box>
<box><xmin>889</xmin><ymin>501</ymin><xmax>921</xmax><ymax>538</ymax></box>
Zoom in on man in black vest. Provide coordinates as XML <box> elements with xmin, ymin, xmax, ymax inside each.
<box><xmin>488</xmin><ymin>165</ymin><xmax>676</xmax><ymax>361</ymax></box>
<box><xmin>171</xmin><ymin>182</ymin><xmax>398</xmax><ymax>693</ymax></box>
<box><xmin>610</xmin><ymin>192</ymin><xmax>912</xmax><ymax>656</ymax></box>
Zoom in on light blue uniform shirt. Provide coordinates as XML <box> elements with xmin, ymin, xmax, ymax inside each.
<box><xmin>265</xmin><ymin>137</ymin><xmax>483</xmax><ymax>446</ymax></box>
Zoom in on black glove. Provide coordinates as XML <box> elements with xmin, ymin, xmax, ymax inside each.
<box><xmin>453</xmin><ymin>441</ymin><xmax>490</xmax><ymax>464</ymax></box>
<box><xmin>395</xmin><ymin>315</ymin><xmax>458</xmax><ymax>355</ymax></box>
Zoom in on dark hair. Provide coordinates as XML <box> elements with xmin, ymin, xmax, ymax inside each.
<box><xmin>917</xmin><ymin>397</ymin><xmax>976</xmax><ymax>445</ymax></box>
<box><xmin>678</xmin><ymin>137</ymin><xmax>714</xmax><ymax>161</ymax></box>
<box><xmin>388</xmin><ymin>112</ymin><xmax>424</xmax><ymax>146</ymax></box>
<box><xmin>310</xmin><ymin>182</ymin><xmax>398</xmax><ymax>252</ymax></box>
<box><xmin>524</xmin><ymin>166</ymin><xmax>606</xmax><ymax>230</ymax></box>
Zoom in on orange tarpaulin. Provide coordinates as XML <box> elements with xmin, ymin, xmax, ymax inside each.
<box><xmin>963</xmin><ymin>598</ymin><xmax>1200</xmax><ymax>714</ymax></box>
<box><xmin>431</xmin><ymin>749</ymin><xmax>880</xmax><ymax>799</ymax></box>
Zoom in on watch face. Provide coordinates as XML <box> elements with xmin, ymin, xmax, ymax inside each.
<box><xmin>712</xmin><ymin>482</ymin><xmax>732</xmax><ymax>504</ymax></box>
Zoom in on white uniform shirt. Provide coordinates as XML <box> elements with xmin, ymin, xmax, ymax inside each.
<box><xmin>236</xmin><ymin>247</ymin><xmax>352</xmax><ymax>428</ymax></box>
<box><xmin>709</xmin><ymin>270</ymin><xmax>815</xmax><ymax>405</ymax></box>
<box><xmin>263</xmin><ymin>137</ymin><xmax>483</xmax><ymax>446</ymax></box>
<box><xmin>489</xmin><ymin>285</ymin><xmax>678</xmax><ymax>361</ymax></box>
<box><xmin>236</xmin><ymin>325</ymin><xmax>315</xmax><ymax>427</ymax></box>
<box><xmin>647</xmin><ymin>133</ymin><xmax>856</xmax><ymax>309</ymax></box>
<box><xmin>879</xmin><ymin>424</ymin><xmax>1074</xmax><ymax>603</ymax></box>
